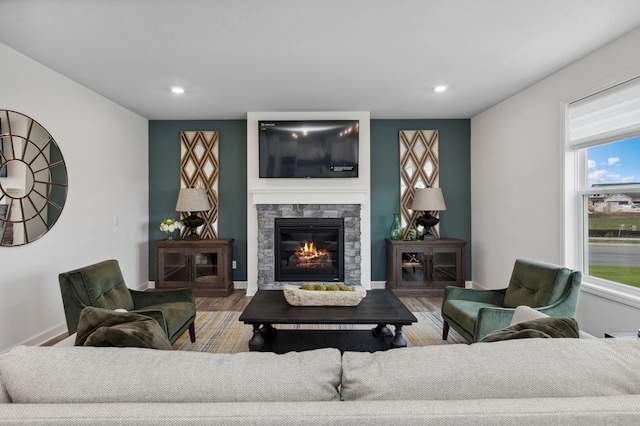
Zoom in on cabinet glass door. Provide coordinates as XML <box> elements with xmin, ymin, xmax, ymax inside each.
<box><xmin>162</xmin><ymin>251</ymin><xmax>188</xmax><ymax>284</ymax></box>
<box><xmin>194</xmin><ymin>250</ymin><xmax>220</xmax><ymax>286</ymax></box>
<box><xmin>400</xmin><ymin>246</ymin><xmax>425</xmax><ymax>287</ymax></box>
<box><xmin>431</xmin><ymin>249</ymin><xmax>459</xmax><ymax>286</ymax></box>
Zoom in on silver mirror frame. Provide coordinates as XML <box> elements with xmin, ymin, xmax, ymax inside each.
<box><xmin>0</xmin><ymin>110</ymin><xmax>68</xmax><ymax>246</ymax></box>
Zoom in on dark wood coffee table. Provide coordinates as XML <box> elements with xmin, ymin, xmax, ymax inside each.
<box><xmin>239</xmin><ymin>289</ymin><xmax>417</xmax><ymax>353</ymax></box>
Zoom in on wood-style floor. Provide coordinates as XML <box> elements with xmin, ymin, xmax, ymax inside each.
<box><xmin>196</xmin><ymin>290</ymin><xmax>443</xmax><ymax>313</ymax></box>
<box><xmin>43</xmin><ymin>290</ymin><xmax>443</xmax><ymax>345</ymax></box>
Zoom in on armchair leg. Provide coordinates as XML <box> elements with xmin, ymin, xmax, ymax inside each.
<box><xmin>442</xmin><ymin>321</ymin><xmax>449</xmax><ymax>341</ymax></box>
<box><xmin>189</xmin><ymin>321</ymin><xmax>196</xmax><ymax>342</ymax></box>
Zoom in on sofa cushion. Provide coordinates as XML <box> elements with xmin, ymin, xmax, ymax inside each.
<box><xmin>479</xmin><ymin>316</ymin><xmax>580</xmax><ymax>342</ymax></box>
<box><xmin>75</xmin><ymin>306</ymin><xmax>172</xmax><ymax>350</ymax></box>
<box><xmin>0</xmin><ymin>346</ymin><xmax>341</xmax><ymax>403</ymax></box>
<box><xmin>341</xmin><ymin>339</ymin><xmax>640</xmax><ymax>401</ymax></box>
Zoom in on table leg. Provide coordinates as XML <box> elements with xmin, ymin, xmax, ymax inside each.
<box><xmin>371</xmin><ymin>324</ymin><xmax>393</xmax><ymax>337</ymax></box>
<box><xmin>260</xmin><ymin>323</ymin><xmax>277</xmax><ymax>338</ymax></box>
<box><xmin>248</xmin><ymin>324</ymin><xmax>265</xmax><ymax>351</ymax></box>
<box><xmin>390</xmin><ymin>324</ymin><xmax>407</xmax><ymax>348</ymax></box>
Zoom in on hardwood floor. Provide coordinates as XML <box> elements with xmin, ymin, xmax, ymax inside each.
<box><xmin>42</xmin><ymin>290</ymin><xmax>443</xmax><ymax>345</ymax></box>
<box><xmin>197</xmin><ymin>290</ymin><xmax>443</xmax><ymax>313</ymax></box>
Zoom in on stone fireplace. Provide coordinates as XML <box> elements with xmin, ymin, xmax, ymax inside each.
<box><xmin>257</xmin><ymin>204</ymin><xmax>360</xmax><ymax>290</ymax></box>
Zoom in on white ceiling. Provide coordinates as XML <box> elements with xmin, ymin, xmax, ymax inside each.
<box><xmin>1</xmin><ymin>0</ymin><xmax>640</xmax><ymax>120</ymax></box>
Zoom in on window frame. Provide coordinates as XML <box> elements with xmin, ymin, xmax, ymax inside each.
<box><xmin>563</xmin><ymin>76</ymin><xmax>640</xmax><ymax>308</ymax></box>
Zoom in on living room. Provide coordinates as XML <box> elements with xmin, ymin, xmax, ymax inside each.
<box><xmin>2</xmin><ymin>1</ymin><xmax>640</xmax><ymax>355</ymax></box>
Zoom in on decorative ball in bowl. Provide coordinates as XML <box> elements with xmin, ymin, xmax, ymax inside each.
<box><xmin>283</xmin><ymin>283</ymin><xmax>367</xmax><ymax>306</ymax></box>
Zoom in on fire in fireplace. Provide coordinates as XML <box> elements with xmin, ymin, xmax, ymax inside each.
<box><xmin>275</xmin><ymin>218</ymin><xmax>344</xmax><ymax>282</ymax></box>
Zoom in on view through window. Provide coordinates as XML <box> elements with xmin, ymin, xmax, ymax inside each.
<box><xmin>584</xmin><ymin>135</ymin><xmax>640</xmax><ymax>289</ymax></box>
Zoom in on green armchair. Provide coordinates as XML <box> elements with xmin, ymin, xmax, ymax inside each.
<box><xmin>59</xmin><ymin>259</ymin><xmax>196</xmax><ymax>344</ymax></box>
<box><xmin>441</xmin><ymin>258</ymin><xmax>582</xmax><ymax>343</ymax></box>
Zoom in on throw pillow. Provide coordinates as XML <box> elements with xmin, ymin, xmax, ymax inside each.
<box><xmin>479</xmin><ymin>316</ymin><xmax>580</xmax><ymax>343</ymax></box>
<box><xmin>75</xmin><ymin>306</ymin><xmax>172</xmax><ymax>350</ymax></box>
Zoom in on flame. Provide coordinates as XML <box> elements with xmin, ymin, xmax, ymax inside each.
<box><xmin>293</xmin><ymin>241</ymin><xmax>331</xmax><ymax>267</ymax></box>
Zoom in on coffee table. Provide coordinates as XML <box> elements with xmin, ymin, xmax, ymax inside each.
<box><xmin>239</xmin><ymin>289</ymin><xmax>417</xmax><ymax>353</ymax></box>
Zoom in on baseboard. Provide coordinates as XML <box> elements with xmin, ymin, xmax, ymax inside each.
<box><xmin>148</xmin><ymin>281</ymin><xmax>248</xmax><ymax>290</ymax></box>
<box><xmin>370</xmin><ymin>281</ymin><xmax>386</xmax><ymax>290</ymax></box>
<box><xmin>1</xmin><ymin>322</ymin><xmax>68</xmax><ymax>354</ymax></box>
<box><xmin>468</xmin><ymin>280</ymin><xmax>486</xmax><ymax>290</ymax></box>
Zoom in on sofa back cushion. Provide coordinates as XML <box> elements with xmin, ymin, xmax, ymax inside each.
<box><xmin>503</xmin><ymin>259</ymin><xmax>572</xmax><ymax>308</ymax></box>
<box><xmin>341</xmin><ymin>339</ymin><xmax>640</xmax><ymax>401</ymax></box>
<box><xmin>0</xmin><ymin>346</ymin><xmax>341</xmax><ymax>403</ymax></box>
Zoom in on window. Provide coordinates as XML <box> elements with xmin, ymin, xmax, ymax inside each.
<box><xmin>566</xmin><ymin>77</ymin><xmax>640</xmax><ymax>295</ymax></box>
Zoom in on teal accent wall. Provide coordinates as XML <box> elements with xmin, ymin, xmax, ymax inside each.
<box><xmin>149</xmin><ymin>119</ymin><xmax>470</xmax><ymax>282</ymax></box>
<box><xmin>148</xmin><ymin>120</ymin><xmax>247</xmax><ymax>280</ymax></box>
<box><xmin>370</xmin><ymin>120</ymin><xmax>471</xmax><ymax>281</ymax></box>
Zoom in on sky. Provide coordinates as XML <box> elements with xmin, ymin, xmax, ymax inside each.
<box><xmin>588</xmin><ymin>135</ymin><xmax>640</xmax><ymax>186</ymax></box>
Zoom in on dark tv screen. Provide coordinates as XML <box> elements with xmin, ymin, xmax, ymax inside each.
<box><xmin>259</xmin><ymin>120</ymin><xmax>359</xmax><ymax>178</ymax></box>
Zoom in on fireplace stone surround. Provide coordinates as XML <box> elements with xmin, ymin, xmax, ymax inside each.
<box><xmin>257</xmin><ymin>204</ymin><xmax>361</xmax><ymax>290</ymax></box>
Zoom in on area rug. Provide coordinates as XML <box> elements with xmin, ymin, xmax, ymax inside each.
<box><xmin>172</xmin><ymin>311</ymin><xmax>466</xmax><ymax>352</ymax></box>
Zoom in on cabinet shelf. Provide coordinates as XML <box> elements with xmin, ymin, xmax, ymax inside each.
<box><xmin>386</xmin><ymin>238</ymin><xmax>466</xmax><ymax>296</ymax></box>
<box><xmin>154</xmin><ymin>238</ymin><xmax>234</xmax><ymax>297</ymax></box>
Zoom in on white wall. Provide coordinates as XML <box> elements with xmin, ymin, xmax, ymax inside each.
<box><xmin>0</xmin><ymin>42</ymin><xmax>149</xmax><ymax>353</ymax></box>
<box><xmin>471</xmin><ymin>28</ymin><xmax>640</xmax><ymax>335</ymax></box>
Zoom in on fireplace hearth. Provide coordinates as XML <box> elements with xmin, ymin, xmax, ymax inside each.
<box><xmin>275</xmin><ymin>218</ymin><xmax>344</xmax><ymax>282</ymax></box>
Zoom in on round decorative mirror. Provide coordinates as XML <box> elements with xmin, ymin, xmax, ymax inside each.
<box><xmin>0</xmin><ymin>110</ymin><xmax>68</xmax><ymax>246</ymax></box>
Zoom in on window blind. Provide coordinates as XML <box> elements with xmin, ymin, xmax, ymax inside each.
<box><xmin>568</xmin><ymin>77</ymin><xmax>640</xmax><ymax>148</ymax></box>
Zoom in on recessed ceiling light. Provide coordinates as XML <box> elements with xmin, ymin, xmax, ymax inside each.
<box><xmin>171</xmin><ymin>87</ymin><xmax>185</xmax><ymax>94</ymax></box>
<box><xmin>433</xmin><ymin>85</ymin><xmax>448</xmax><ymax>93</ymax></box>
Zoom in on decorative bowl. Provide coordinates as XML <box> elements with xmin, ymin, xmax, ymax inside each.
<box><xmin>283</xmin><ymin>284</ymin><xmax>367</xmax><ymax>306</ymax></box>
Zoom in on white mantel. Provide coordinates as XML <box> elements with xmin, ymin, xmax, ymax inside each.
<box><xmin>246</xmin><ymin>111</ymin><xmax>371</xmax><ymax>296</ymax></box>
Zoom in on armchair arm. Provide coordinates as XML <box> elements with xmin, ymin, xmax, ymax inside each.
<box><xmin>128</xmin><ymin>308</ymin><xmax>168</xmax><ymax>335</ymax></box>
<box><xmin>474</xmin><ymin>307</ymin><xmax>517</xmax><ymax>342</ymax></box>
<box><xmin>130</xmin><ymin>288</ymin><xmax>195</xmax><ymax>309</ymax></box>
<box><xmin>443</xmin><ymin>286</ymin><xmax>506</xmax><ymax>305</ymax></box>
<box><xmin>536</xmin><ymin>271</ymin><xmax>582</xmax><ymax>317</ymax></box>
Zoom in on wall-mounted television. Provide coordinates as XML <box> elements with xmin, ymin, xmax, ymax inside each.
<box><xmin>259</xmin><ymin>120</ymin><xmax>359</xmax><ymax>178</ymax></box>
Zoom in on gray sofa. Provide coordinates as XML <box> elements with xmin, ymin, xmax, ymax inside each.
<box><xmin>1</xmin><ymin>308</ymin><xmax>639</xmax><ymax>425</ymax></box>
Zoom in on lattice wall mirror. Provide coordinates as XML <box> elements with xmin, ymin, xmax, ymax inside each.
<box><xmin>0</xmin><ymin>110</ymin><xmax>68</xmax><ymax>246</ymax></box>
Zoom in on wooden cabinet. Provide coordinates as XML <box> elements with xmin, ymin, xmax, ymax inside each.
<box><xmin>385</xmin><ymin>238</ymin><xmax>466</xmax><ymax>296</ymax></box>
<box><xmin>154</xmin><ymin>239</ymin><xmax>234</xmax><ymax>297</ymax></box>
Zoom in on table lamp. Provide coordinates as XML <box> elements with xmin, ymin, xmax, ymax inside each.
<box><xmin>410</xmin><ymin>187</ymin><xmax>446</xmax><ymax>240</ymax></box>
<box><xmin>175</xmin><ymin>187</ymin><xmax>211</xmax><ymax>240</ymax></box>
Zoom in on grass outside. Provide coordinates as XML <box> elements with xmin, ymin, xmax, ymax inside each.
<box><xmin>589</xmin><ymin>212</ymin><xmax>640</xmax><ymax>230</ymax></box>
<box><xmin>589</xmin><ymin>265</ymin><xmax>640</xmax><ymax>289</ymax></box>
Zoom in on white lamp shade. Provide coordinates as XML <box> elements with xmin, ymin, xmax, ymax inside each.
<box><xmin>410</xmin><ymin>187</ymin><xmax>446</xmax><ymax>211</ymax></box>
<box><xmin>175</xmin><ymin>188</ymin><xmax>211</xmax><ymax>212</ymax></box>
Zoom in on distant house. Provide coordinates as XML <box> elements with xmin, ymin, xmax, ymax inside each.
<box><xmin>604</xmin><ymin>193</ymin><xmax>633</xmax><ymax>205</ymax></box>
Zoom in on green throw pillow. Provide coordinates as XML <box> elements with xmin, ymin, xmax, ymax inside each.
<box><xmin>75</xmin><ymin>306</ymin><xmax>172</xmax><ymax>350</ymax></box>
<box><xmin>479</xmin><ymin>316</ymin><xmax>580</xmax><ymax>343</ymax></box>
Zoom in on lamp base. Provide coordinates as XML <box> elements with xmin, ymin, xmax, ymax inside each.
<box><xmin>416</xmin><ymin>212</ymin><xmax>440</xmax><ymax>240</ymax></box>
<box><xmin>420</xmin><ymin>232</ymin><xmax>437</xmax><ymax>240</ymax></box>
<box><xmin>181</xmin><ymin>213</ymin><xmax>204</xmax><ymax>240</ymax></box>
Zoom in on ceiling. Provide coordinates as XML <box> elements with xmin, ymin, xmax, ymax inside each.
<box><xmin>2</xmin><ymin>0</ymin><xmax>640</xmax><ymax>120</ymax></box>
